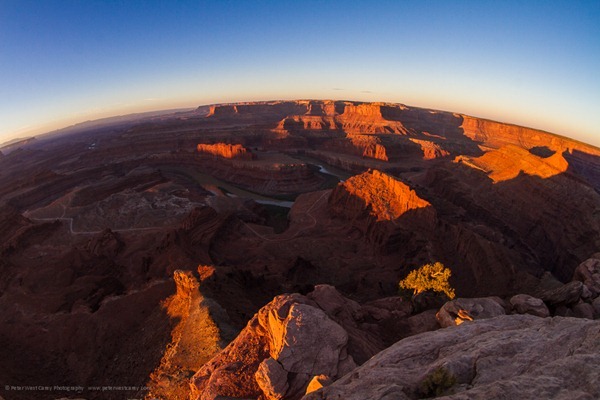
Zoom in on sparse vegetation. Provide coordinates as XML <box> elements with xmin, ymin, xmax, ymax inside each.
<box><xmin>419</xmin><ymin>367</ymin><xmax>457</xmax><ymax>397</ymax></box>
<box><xmin>399</xmin><ymin>262</ymin><xmax>455</xmax><ymax>299</ymax></box>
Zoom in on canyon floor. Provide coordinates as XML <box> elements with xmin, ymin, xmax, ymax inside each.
<box><xmin>0</xmin><ymin>100</ymin><xmax>599</xmax><ymax>400</ymax></box>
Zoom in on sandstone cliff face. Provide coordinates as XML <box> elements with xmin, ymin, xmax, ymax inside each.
<box><xmin>347</xmin><ymin>135</ymin><xmax>388</xmax><ymax>161</ymax></box>
<box><xmin>304</xmin><ymin>315</ymin><xmax>600</xmax><ymax>400</ymax></box>
<box><xmin>337</xmin><ymin>103</ymin><xmax>409</xmax><ymax>134</ymax></box>
<box><xmin>195</xmin><ymin>158</ymin><xmax>325</xmax><ymax>196</ymax></box>
<box><xmin>456</xmin><ymin>144</ymin><xmax>569</xmax><ymax>183</ymax></box>
<box><xmin>409</xmin><ymin>138</ymin><xmax>450</xmax><ymax>159</ymax></box>
<box><xmin>197</xmin><ymin>143</ymin><xmax>254</xmax><ymax>160</ymax></box>
<box><xmin>460</xmin><ymin>116</ymin><xmax>600</xmax><ymax>157</ymax></box>
<box><xmin>321</xmin><ymin>135</ymin><xmax>389</xmax><ymax>161</ymax></box>
<box><xmin>271</xmin><ymin>101</ymin><xmax>410</xmax><ymax>135</ymax></box>
<box><xmin>207</xmin><ymin>102</ymin><xmax>308</xmax><ymax>119</ymax></box>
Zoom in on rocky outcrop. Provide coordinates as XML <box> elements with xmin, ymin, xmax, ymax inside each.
<box><xmin>436</xmin><ymin>297</ymin><xmax>506</xmax><ymax>327</ymax></box>
<box><xmin>572</xmin><ymin>255</ymin><xmax>600</xmax><ymax>298</ymax></box>
<box><xmin>146</xmin><ymin>270</ymin><xmax>237</xmax><ymax>400</ymax></box>
<box><xmin>84</xmin><ymin>229</ymin><xmax>123</xmax><ymax>258</ymax></box>
<box><xmin>207</xmin><ymin>102</ymin><xmax>308</xmax><ymax>119</ymax></box>
<box><xmin>460</xmin><ymin>116</ymin><xmax>600</xmax><ymax>158</ymax></box>
<box><xmin>304</xmin><ymin>315</ymin><xmax>600</xmax><ymax>399</ymax></box>
<box><xmin>329</xmin><ymin>170</ymin><xmax>433</xmax><ymax>223</ymax></box>
<box><xmin>509</xmin><ymin>294</ymin><xmax>550</xmax><ymax>317</ymax></box>
<box><xmin>409</xmin><ymin>138</ymin><xmax>450</xmax><ymax>160</ymax></box>
<box><xmin>538</xmin><ymin>281</ymin><xmax>584</xmax><ymax>306</ymax></box>
<box><xmin>328</xmin><ymin>170</ymin><xmax>435</xmax><ymax>251</ymax></box>
<box><xmin>3</xmin><ymin>99</ymin><xmax>600</xmax><ymax>399</ymax></box>
<box><xmin>320</xmin><ymin>135</ymin><xmax>389</xmax><ymax>161</ymax></box>
<box><xmin>199</xmin><ymin>160</ymin><xmax>324</xmax><ymax>196</ymax></box>
<box><xmin>189</xmin><ymin>285</ymin><xmax>416</xmax><ymax>400</ymax></box>
<box><xmin>337</xmin><ymin>103</ymin><xmax>409</xmax><ymax>134</ymax></box>
<box><xmin>456</xmin><ymin>144</ymin><xmax>569</xmax><ymax>183</ymax></box>
<box><xmin>189</xmin><ymin>291</ymin><xmax>357</xmax><ymax>400</ymax></box>
<box><xmin>347</xmin><ymin>135</ymin><xmax>388</xmax><ymax>161</ymax></box>
<box><xmin>269</xmin><ymin>100</ymin><xmax>412</xmax><ymax>135</ymax></box>
<box><xmin>197</xmin><ymin>143</ymin><xmax>254</xmax><ymax>160</ymax></box>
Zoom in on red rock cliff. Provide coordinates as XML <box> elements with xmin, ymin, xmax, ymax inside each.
<box><xmin>197</xmin><ymin>143</ymin><xmax>255</xmax><ymax>160</ymax></box>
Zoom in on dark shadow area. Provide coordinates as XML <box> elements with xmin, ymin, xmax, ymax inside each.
<box><xmin>422</xmin><ymin>153</ymin><xmax>600</xmax><ymax>288</ymax></box>
<box><xmin>529</xmin><ymin>146</ymin><xmax>556</xmax><ymax>158</ymax></box>
<box><xmin>380</xmin><ymin>105</ymin><xmax>485</xmax><ymax>157</ymax></box>
<box><xmin>564</xmin><ymin>149</ymin><xmax>600</xmax><ymax>193</ymax></box>
<box><xmin>256</xmin><ymin>203</ymin><xmax>290</xmax><ymax>234</ymax></box>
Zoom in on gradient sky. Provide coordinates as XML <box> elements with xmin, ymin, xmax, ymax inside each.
<box><xmin>1</xmin><ymin>0</ymin><xmax>599</xmax><ymax>146</ymax></box>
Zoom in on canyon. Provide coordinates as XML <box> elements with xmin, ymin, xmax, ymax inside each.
<box><xmin>0</xmin><ymin>100</ymin><xmax>599</xmax><ymax>399</ymax></box>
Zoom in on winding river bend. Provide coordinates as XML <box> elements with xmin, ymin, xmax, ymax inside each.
<box><xmin>162</xmin><ymin>158</ymin><xmax>348</xmax><ymax>209</ymax></box>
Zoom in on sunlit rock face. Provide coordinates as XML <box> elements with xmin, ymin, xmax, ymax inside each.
<box><xmin>303</xmin><ymin>315</ymin><xmax>600</xmax><ymax>400</ymax></box>
<box><xmin>328</xmin><ymin>169</ymin><xmax>436</xmax><ymax>253</ymax></box>
<box><xmin>435</xmin><ymin>297</ymin><xmax>506</xmax><ymax>327</ymax></box>
<box><xmin>197</xmin><ymin>143</ymin><xmax>255</xmax><ymax>160</ymax></box>
<box><xmin>146</xmin><ymin>270</ymin><xmax>237</xmax><ymax>400</ymax></box>
<box><xmin>330</xmin><ymin>169</ymin><xmax>433</xmax><ymax>222</ymax></box>
<box><xmin>190</xmin><ymin>289</ymin><xmax>358</xmax><ymax>400</ymax></box>
<box><xmin>190</xmin><ymin>285</ymin><xmax>420</xmax><ymax>400</ymax></box>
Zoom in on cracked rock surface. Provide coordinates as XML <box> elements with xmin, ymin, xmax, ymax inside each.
<box><xmin>303</xmin><ymin>314</ymin><xmax>600</xmax><ymax>400</ymax></box>
<box><xmin>190</xmin><ymin>286</ymin><xmax>365</xmax><ymax>400</ymax></box>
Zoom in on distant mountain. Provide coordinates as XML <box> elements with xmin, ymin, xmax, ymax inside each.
<box><xmin>37</xmin><ymin>107</ymin><xmax>195</xmax><ymax>140</ymax></box>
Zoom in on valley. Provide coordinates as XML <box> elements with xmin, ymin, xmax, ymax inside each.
<box><xmin>0</xmin><ymin>100</ymin><xmax>599</xmax><ymax>400</ymax></box>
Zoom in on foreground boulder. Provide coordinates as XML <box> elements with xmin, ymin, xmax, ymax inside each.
<box><xmin>303</xmin><ymin>315</ymin><xmax>600</xmax><ymax>399</ymax></box>
<box><xmin>572</xmin><ymin>255</ymin><xmax>600</xmax><ymax>298</ymax></box>
<box><xmin>436</xmin><ymin>297</ymin><xmax>506</xmax><ymax>327</ymax></box>
<box><xmin>538</xmin><ymin>281</ymin><xmax>583</xmax><ymax>306</ymax></box>
<box><xmin>190</xmin><ymin>292</ymin><xmax>355</xmax><ymax>399</ymax></box>
<box><xmin>190</xmin><ymin>285</ymin><xmax>413</xmax><ymax>400</ymax></box>
<box><xmin>509</xmin><ymin>294</ymin><xmax>550</xmax><ymax>318</ymax></box>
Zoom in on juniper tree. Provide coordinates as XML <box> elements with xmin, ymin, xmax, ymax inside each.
<box><xmin>399</xmin><ymin>262</ymin><xmax>455</xmax><ymax>299</ymax></box>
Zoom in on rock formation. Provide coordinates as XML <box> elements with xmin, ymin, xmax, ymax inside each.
<box><xmin>509</xmin><ymin>294</ymin><xmax>550</xmax><ymax>317</ymax></box>
<box><xmin>328</xmin><ymin>169</ymin><xmax>435</xmax><ymax>252</ymax></box>
<box><xmin>146</xmin><ymin>270</ymin><xmax>237</xmax><ymax>400</ymax></box>
<box><xmin>189</xmin><ymin>290</ymin><xmax>357</xmax><ymax>400</ymax></box>
<box><xmin>435</xmin><ymin>297</ymin><xmax>506</xmax><ymax>327</ymax></box>
<box><xmin>197</xmin><ymin>143</ymin><xmax>255</xmax><ymax>160</ymax></box>
<box><xmin>304</xmin><ymin>315</ymin><xmax>600</xmax><ymax>400</ymax></box>
<box><xmin>572</xmin><ymin>254</ymin><xmax>600</xmax><ymax>298</ymax></box>
<box><xmin>190</xmin><ymin>285</ymin><xmax>427</xmax><ymax>400</ymax></box>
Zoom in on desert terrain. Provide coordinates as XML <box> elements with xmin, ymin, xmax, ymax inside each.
<box><xmin>0</xmin><ymin>100</ymin><xmax>599</xmax><ymax>400</ymax></box>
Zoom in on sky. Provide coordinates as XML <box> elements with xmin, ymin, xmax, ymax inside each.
<box><xmin>1</xmin><ymin>0</ymin><xmax>599</xmax><ymax>147</ymax></box>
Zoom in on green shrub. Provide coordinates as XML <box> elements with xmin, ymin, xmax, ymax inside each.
<box><xmin>420</xmin><ymin>367</ymin><xmax>457</xmax><ymax>397</ymax></box>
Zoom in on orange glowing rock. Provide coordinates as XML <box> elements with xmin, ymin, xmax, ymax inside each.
<box><xmin>331</xmin><ymin>169</ymin><xmax>431</xmax><ymax>222</ymax></box>
<box><xmin>197</xmin><ymin>143</ymin><xmax>254</xmax><ymax>160</ymax></box>
<box><xmin>455</xmin><ymin>144</ymin><xmax>569</xmax><ymax>183</ymax></box>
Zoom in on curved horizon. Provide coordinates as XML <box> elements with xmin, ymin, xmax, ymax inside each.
<box><xmin>7</xmin><ymin>97</ymin><xmax>600</xmax><ymax>151</ymax></box>
<box><xmin>1</xmin><ymin>1</ymin><xmax>599</xmax><ymax>147</ymax></box>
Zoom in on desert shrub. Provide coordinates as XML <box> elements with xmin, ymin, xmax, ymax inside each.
<box><xmin>399</xmin><ymin>262</ymin><xmax>455</xmax><ymax>299</ymax></box>
<box><xmin>419</xmin><ymin>367</ymin><xmax>457</xmax><ymax>397</ymax></box>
